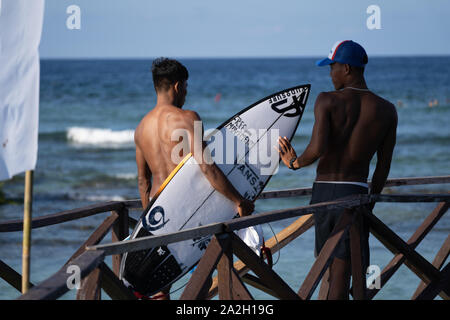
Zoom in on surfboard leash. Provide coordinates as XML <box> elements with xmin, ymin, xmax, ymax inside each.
<box><xmin>263</xmin><ymin>222</ymin><xmax>281</xmax><ymax>267</ymax></box>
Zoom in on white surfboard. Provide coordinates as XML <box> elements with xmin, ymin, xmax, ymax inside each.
<box><xmin>120</xmin><ymin>84</ymin><xmax>311</xmax><ymax>295</ymax></box>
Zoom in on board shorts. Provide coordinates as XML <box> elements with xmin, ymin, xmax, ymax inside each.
<box><xmin>310</xmin><ymin>181</ymin><xmax>370</xmax><ymax>268</ymax></box>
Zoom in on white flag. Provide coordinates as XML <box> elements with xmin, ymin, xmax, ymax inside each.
<box><xmin>0</xmin><ymin>0</ymin><xmax>45</xmax><ymax>181</ymax></box>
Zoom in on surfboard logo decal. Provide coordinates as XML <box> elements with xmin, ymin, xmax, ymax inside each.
<box><xmin>142</xmin><ymin>206</ymin><xmax>170</xmax><ymax>231</ymax></box>
<box><xmin>192</xmin><ymin>236</ymin><xmax>211</xmax><ymax>251</ymax></box>
<box><xmin>271</xmin><ymin>95</ymin><xmax>304</xmax><ymax>117</ymax></box>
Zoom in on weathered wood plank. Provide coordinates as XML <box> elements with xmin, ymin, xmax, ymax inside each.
<box><xmin>371</xmin><ymin>194</ymin><xmax>450</xmax><ymax>203</ymax></box>
<box><xmin>121</xmin><ymin>200</ymin><xmax>143</xmax><ymax>209</ymax></box>
<box><xmin>382</xmin><ymin>175</ymin><xmax>450</xmax><ymax>188</ymax></box>
<box><xmin>365</xmin><ymin>210</ymin><xmax>450</xmax><ymax>299</ymax></box>
<box><xmin>17</xmin><ymin>250</ymin><xmax>105</xmax><ymax>300</ymax></box>
<box><xmin>298</xmin><ymin>209</ymin><xmax>353</xmax><ymax>300</ymax></box>
<box><xmin>217</xmin><ymin>234</ymin><xmax>233</xmax><ymax>300</ymax></box>
<box><xmin>76</xmin><ymin>267</ymin><xmax>102</xmax><ymax>300</ymax></box>
<box><xmin>0</xmin><ymin>202</ymin><xmax>124</xmax><ymax>232</ymax></box>
<box><xmin>366</xmin><ymin>202</ymin><xmax>448</xmax><ymax>299</ymax></box>
<box><xmin>112</xmin><ymin>208</ymin><xmax>129</xmax><ymax>276</ymax></box>
<box><xmin>241</xmin><ymin>274</ymin><xmax>280</xmax><ymax>299</ymax></box>
<box><xmin>412</xmin><ymin>234</ymin><xmax>450</xmax><ymax>299</ymax></box>
<box><xmin>65</xmin><ymin>212</ymin><xmax>118</xmax><ymax>264</ymax></box>
<box><xmin>317</xmin><ymin>268</ymin><xmax>330</xmax><ymax>300</ymax></box>
<box><xmin>257</xmin><ymin>175</ymin><xmax>450</xmax><ymax>200</ymax></box>
<box><xmin>231</xmin><ymin>268</ymin><xmax>253</xmax><ymax>300</ymax></box>
<box><xmin>0</xmin><ymin>259</ymin><xmax>34</xmax><ymax>292</ymax></box>
<box><xmin>180</xmin><ymin>235</ymin><xmax>225</xmax><ymax>300</ymax></box>
<box><xmin>90</xmin><ymin>222</ymin><xmax>227</xmax><ymax>257</ymax></box>
<box><xmin>98</xmin><ymin>262</ymin><xmax>137</xmax><ymax>300</ymax></box>
<box><xmin>257</xmin><ymin>187</ymin><xmax>312</xmax><ymax>200</ymax></box>
<box><xmin>414</xmin><ymin>263</ymin><xmax>450</xmax><ymax>300</ymax></box>
<box><xmin>128</xmin><ymin>216</ymin><xmax>138</xmax><ymax>230</ymax></box>
<box><xmin>230</xmin><ymin>232</ymin><xmax>300</xmax><ymax>300</ymax></box>
<box><xmin>349</xmin><ymin>210</ymin><xmax>366</xmax><ymax>300</ymax></box>
<box><xmin>224</xmin><ymin>196</ymin><xmax>368</xmax><ymax>233</ymax></box>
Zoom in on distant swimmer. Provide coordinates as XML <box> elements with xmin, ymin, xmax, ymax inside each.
<box><xmin>131</xmin><ymin>58</ymin><xmax>254</xmax><ymax>299</ymax></box>
<box><xmin>428</xmin><ymin>99</ymin><xmax>438</xmax><ymax>108</ymax></box>
<box><xmin>397</xmin><ymin>100</ymin><xmax>403</xmax><ymax>107</ymax></box>
<box><xmin>277</xmin><ymin>40</ymin><xmax>397</xmax><ymax>299</ymax></box>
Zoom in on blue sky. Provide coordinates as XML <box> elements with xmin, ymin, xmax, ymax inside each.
<box><xmin>40</xmin><ymin>0</ymin><xmax>450</xmax><ymax>58</ymax></box>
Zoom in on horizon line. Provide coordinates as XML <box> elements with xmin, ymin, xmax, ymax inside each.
<box><xmin>39</xmin><ymin>53</ymin><xmax>450</xmax><ymax>60</ymax></box>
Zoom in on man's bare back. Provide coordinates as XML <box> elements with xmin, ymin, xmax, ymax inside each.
<box><xmin>315</xmin><ymin>88</ymin><xmax>397</xmax><ymax>184</ymax></box>
<box><xmin>135</xmin><ymin>104</ymin><xmax>196</xmax><ymax>200</ymax></box>
<box><xmin>278</xmin><ymin>61</ymin><xmax>397</xmax><ymax>195</ymax></box>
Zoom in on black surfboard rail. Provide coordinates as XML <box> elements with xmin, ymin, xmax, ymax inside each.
<box><xmin>0</xmin><ymin>175</ymin><xmax>448</xmax><ymax>300</ymax></box>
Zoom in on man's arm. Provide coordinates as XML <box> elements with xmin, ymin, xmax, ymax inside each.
<box><xmin>279</xmin><ymin>92</ymin><xmax>331</xmax><ymax>169</ymax></box>
<box><xmin>370</xmin><ymin>109</ymin><xmax>398</xmax><ymax>196</ymax></box>
<box><xmin>136</xmin><ymin>145</ymin><xmax>152</xmax><ymax>209</ymax></box>
<box><xmin>182</xmin><ymin>111</ymin><xmax>254</xmax><ymax>217</ymax></box>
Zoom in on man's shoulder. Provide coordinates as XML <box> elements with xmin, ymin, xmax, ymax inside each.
<box><xmin>153</xmin><ymin>105</ymin><xmax>199</xmax><ymax>120</ymax></box>
<box><xmin>162</xmin><ymin>108</ymin><xmax>202</xmax><ymax>130</ymax></box>
<box><xmin>314</xmin><ymin>91</ymin><xmax>342</xmax><ymax>109</ymax></box>
<box><xmin>181</xmin><ymin>109</ymin><xmax>201</xmax><ymax>120</ymax></box>
<box><xmin>370</xmin><ymin>93</ymin><xmax>398</xmax><ymax>119</ymax></box>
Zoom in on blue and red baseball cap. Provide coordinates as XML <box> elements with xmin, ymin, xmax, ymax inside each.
<box><xmin>316</xmin><ymin>40</ymin><xmax>368</xmax><ymax>67</ymax></box>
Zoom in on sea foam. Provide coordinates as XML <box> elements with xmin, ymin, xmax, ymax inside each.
<box><xmin>66</xmin><ymin>127</ymin><xmax>135</xmax><ymax>146</ymax></box>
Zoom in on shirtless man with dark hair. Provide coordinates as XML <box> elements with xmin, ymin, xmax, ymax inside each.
<box><xmin>278</xmin><ymin>41</ymin><xmax>397</xmax><ymax>299</ymax></box>
<box><xmin>134</xmin><ymin>58</ymin><xmax>254</xmax><ymax>299</ymax></box>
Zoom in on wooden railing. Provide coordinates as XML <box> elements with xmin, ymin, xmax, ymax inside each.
<box><xmin>0</xmin><ymin>175</ymin><xmax>448</xmax><ymax>300</ymax></box>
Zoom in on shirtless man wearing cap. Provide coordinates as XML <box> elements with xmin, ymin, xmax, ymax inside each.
<box><xmin>278</xmin><ymin>40</ymin><xmax>397</xmax><ymax>299</ymax></box>
<box><xmin>131</xmin><ymin>58</ymin><xmax>254</xmax><ymax>299</ymax></box>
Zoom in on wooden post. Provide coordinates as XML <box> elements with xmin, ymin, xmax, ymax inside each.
<box><xmin>180</xmin><ymin>235</ymin><xmax>225</xmax><ymax>300</ymax></box>
<box><xmin>412</xmin><ymin>235</ymin><xmax>450</xmax><ymax>299</ymax></box>
<box><xmin>21</xmin><ymin>170</ymin><xmax>33</xmax><ymax>294</ymax></box>
<box><xmin>241</xmin><ymin>274</ymin><xmax>277</xmax><ymax>299</ymax></box>
<box><xmin>317</xmin><ymin>268</ymin><xmax>330</xmax><ymax>300</ymax></box>
<box><xmin>217</xmin><ymin>234</ymin><xmax>233</xmax><ymax>300</ymax></box>
<box><xmin>76</xmin><ymin>267</ymin><xmax>102</xmax><ymax>300</ymax></box>
<box><xmin>0</xmin><ymin>259</ymin><xmax>34</xmax><ymax>292</ymax></box>
<box><xmin>111</xmin><ymin>208</ymin><xmax>129</xmax><ymax>276</ymax></box>
<box><xmin>98</xmin><ymin>262</ymin><xmax>137</xmax><ymax>300</ymax></box>
<box><xmin>231</xmin><ymin>269</ymin><xmax>253</xmax><ymax>300</ymax></box>
<box><xmin>349</xmin><ymin>208</ymin><xmax>366</xmax><ymax>300</ymax></box>
<box><xmin>414</xmin><ymin>263</ymin><xmax>450</xmax><ymax>300</ymax></box>
<box><xmin>298</xmin><ymin>209</ymin><xmax>353</xmax><ymax>300</ymax></box>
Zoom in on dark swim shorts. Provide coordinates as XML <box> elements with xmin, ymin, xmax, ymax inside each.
<box><xmin>310</xmin><ymin>181</ymin><xmax>370</xmax><ymax>268</ymax></box>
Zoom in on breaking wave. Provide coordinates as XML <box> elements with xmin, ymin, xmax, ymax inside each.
<box><xmin>66</xmin><ymin>127</ymin><xmax>135</xmax><ymax>146</ymax></box>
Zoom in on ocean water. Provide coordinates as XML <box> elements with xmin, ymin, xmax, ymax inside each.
<box><xmin>0</xmin><ymin>57</ymin><xmax>449</xmax><ymax>300</ymax></box>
